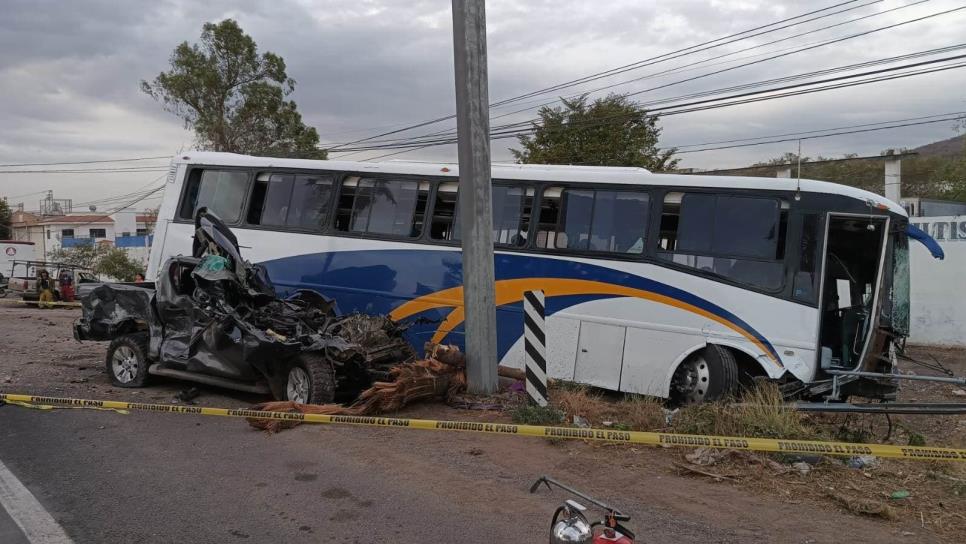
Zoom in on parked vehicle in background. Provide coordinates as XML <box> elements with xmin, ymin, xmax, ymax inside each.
<box><xmin>7</xmin><ymin>260</ymin><xmax>97</xmax><ymax>302</ymax></box>
<box><xmin>146</xmin><ymin>152</ymin><xmax>936</xmax><ymax>403</ymax></box>
<box><xmin>1</xmin><ymin>241</ymin><xmax>36</xmax><ymax>278</ymax></box>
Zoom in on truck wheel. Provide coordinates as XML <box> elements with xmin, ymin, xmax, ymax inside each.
<box><xmin>285</xmin><ymin>354</ymin><xmax>335</xmax><ymax>405</ymax></box>
<box><xmin>671</xmin><ymin>344</ymin><xmax>739</xmax><ymax>404</ymax></box>
<box><xmin>106</xmin><ymin>333</ymin><xmax>151</xmax><ymax>388</ymax></box>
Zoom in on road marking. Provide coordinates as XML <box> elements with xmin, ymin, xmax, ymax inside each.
<box><xmin>0</xmin><ymin>458</ymin><xmax>72</xmax><ymax>544</ymax></box>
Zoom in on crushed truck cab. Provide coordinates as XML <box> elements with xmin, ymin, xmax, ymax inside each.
<box><xmin>74</xmin><ymin>209</ymin><xmax>413</xmax><ymax>403</ymax></box>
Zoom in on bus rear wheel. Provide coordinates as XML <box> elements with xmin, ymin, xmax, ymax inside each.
<box><xmin>671</xmin><ymin>345</ymin><xmax>739</xmax><ymax>405</ymax></box>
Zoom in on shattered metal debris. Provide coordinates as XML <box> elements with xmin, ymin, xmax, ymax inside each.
<box><xmin>248</xmin><ymin>344</ymin><xmax>466</xmax><ymax>433</ymax></box>
<box><xmin>175</xmin><ymin>387</ymin><xmax>201</xmax><ymax>404</ymax></box>
<box><xmin>74</xmin><ymin>209</ymin><xmax>415</xmax><ymax>404</ymax></box>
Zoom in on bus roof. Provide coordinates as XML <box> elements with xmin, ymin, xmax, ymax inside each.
<box><xmin>173</xmin><ymin>152</ymin><xmax>906</xmax><ymax>216</ymax></box>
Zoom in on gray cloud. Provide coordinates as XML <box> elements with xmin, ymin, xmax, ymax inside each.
<box><xmin>1</xmin><ymin>0</ymin><xmax>965</xmax><ymax>208</ymax></box>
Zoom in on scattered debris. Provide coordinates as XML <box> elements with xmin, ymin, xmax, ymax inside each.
<box><xmin>673</xmin><ymin>461</ymin><xmax>739</xmax><ymax>482</ymax></box>
<box><xmin>951</xmin><ymin>388</ymin><xmax>966</xmax><ymax>397</ymax></box>
<box><xmin>792</xmin><ymin>462</ymin><xmax>812</xmax><ymax>476</ymax></box>
<box><xmin>572</xmin><ymin>415</ymin><xmax>590</xmax><ymax>428</ymax></box>
<box><xmin>175</xmin><ymin>387</ymin><xmax>201</xmax><ymax>404</ymax></box>
<box><xmin>826</xmin><ymin>490</ymin><xmax>897</xmax><ymax>520</ymax></box>
<box><xmin>248</xmin><ymin>345</ymin><xmax>465</xmax><ymax>432</ymax></box>
<box><xmin>846</xmin><ymin>455</ymin><xmax>879</xmax><ymax>470</ymax></box>
<box><xmin>890</xmin><ymin>490</ymin><xmax>911</xmax><ymax>500</ymax></box>
<box><xmin>685</xmin><ymin>447</ymin><xmax>735</xmax><ymax>467</ymax></box>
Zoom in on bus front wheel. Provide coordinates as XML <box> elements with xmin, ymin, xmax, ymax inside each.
<box><xmin>671</xmin><ymin>345</ymin><xmax>739</xmax><ymax>405</ymax></box>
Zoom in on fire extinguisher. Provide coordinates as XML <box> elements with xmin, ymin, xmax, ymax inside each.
<box><xmin>530</xmin><ymin>476</ymin><xmax>635</xmax><ymax>544</ymax></box>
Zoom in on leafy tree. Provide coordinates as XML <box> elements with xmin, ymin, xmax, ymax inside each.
<box><xmin>142</xmin><ymin>19</ymin><xmax>326</xmax><ymax>159</ymax></box>
<box><xmin>48</xmin><ymin>244</ymin><xmax>143</xmax><ymax>281</ymax></box>
<box><xmin>49</xmin><ymin>244</ymin><xmax>109</xmax><ymax>270</ymax></box>
<box><xmin>511</xmin><ymin>94</ymin><xmax>678</xmax><ymax>171</ymax></box>
<box><xmin>0</xmin><ymin>199</ymin><xmax>11</xmax><ymax>239</ymax></box>
<box><xmin>95</xmin><ymin>248</ymin><xmax>144</xmax><ymax>282</ymax></box>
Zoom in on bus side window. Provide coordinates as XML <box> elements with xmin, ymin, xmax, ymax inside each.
<box><xmin>657</xmin><ymin>192</ymin><xmax>787</xmax><ymax>291</ymax></box>
<box><xmin>430</xmin><ymin>182</ymin><xmax>459</xmax><ymax>240</ymax></box>
<box><xmin>178</xmin><ymin>169</ymin><xmax>250</xmax><ymax>223</ymax></box>
<box><xmin>536</xmin><ymin>186</ymin><xmax>649</xmax><ymax>254</ymax></box>
<box><xmin>431</xmin><ymin>183</ymin><xmax>532</xmax><ymax>247</ymax></box>
<box><xmin>792</xmin><ymin>214</ymin><xmax>821</xmax><ymax>303</ymax></box>
<box><xmin>247</xmin><ymin>173</ymin><xmax>334</xmax><ymax>229</ymax></box>
<box><xmin>335</xmin><ymin>177</ymin><xmax>429</xmax><ymax>238</ymax></box>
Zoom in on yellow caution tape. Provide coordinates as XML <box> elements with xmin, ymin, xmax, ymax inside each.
<box><xmin>2</xmin><ymin>393</ymin><xmax>963</xmax><ymax>462</ymax></box>
<box><xmin>3</xmin><ymin>398</ymin><xmax>129</xmax><ymax>415</ymax></box>
<box><xmin>15</xmin><ymin>300</ymin><xmax>82</xmax><ymax>308</ymax></box>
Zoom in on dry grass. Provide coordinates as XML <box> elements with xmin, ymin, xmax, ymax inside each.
<box><xmin>547</xmin><ymin>384</ymin><xmax>666</xmax><ymax>431</ymax></box>
<box><xmin>671</xmin><ymin>382</ymin><xmax>815</xmax><ymax>440</ymax></box>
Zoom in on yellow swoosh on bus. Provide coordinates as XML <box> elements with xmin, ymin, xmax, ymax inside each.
<box><xmin>389</xmin><ymin>278</ymin><xmax>781</xmax><ymax>366</ymax></box>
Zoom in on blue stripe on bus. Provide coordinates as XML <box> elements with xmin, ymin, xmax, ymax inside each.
<box><xmin>259</xmin><ymin>249</ymin><xmax>781</xmax><ymax>364</ymax></box>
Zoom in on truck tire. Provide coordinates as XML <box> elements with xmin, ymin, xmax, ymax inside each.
<box><xmin>106</xmin><ymin>333</ymin><xmax>151</xmax><ymax>388</ymax></box>
<box><xmin>671</xmin><ymin>344</ymin><xmax>739</xmax><ymax>404</ymax></box>
<box><xmin>284</xmin><ymin>353</ymin><xmax>335</xmax><ymax>405</ymax></box>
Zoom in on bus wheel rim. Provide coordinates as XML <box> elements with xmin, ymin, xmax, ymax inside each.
<box><xmin>681</xmin><ymin>355</ymin><xmax>711</xmax><ymax>403</ymax></box>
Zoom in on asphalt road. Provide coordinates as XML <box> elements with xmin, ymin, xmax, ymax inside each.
<box><xmin>0</xmin><ymin>402</ymin><xmax>746</xmax><ymax>544</ymax></box>
<box><xmin>0</xmin><ymin>408</ymin><xmax>545</xmax><ymax>543</ymax></box>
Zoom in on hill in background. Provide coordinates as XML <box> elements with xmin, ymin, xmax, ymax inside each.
<box><xmin>912</xmin><ymin>133</ymin><xmax>966</xmax><ymax>158</ymax></box>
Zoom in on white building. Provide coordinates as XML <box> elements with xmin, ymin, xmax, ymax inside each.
<box><xmin>10</xmin><ymin>210</ymin><xmax>156</xmax><ymax>267</ymax></box>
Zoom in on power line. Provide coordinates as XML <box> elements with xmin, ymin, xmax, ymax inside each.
<box><xmin>674</xmin><ymin>115</ymin><xmax>966</xmax><ymax>154</ymax></box>
<box><xmin>476</xmin><ymin>0</ymin><xmax>930</xmax><ymax>125</ymax></box>
<box><xmin>334</xmin><ymin>44</ymin><xmax>966</xmax><ymax>150</ymax></box>
<box><xmin>669</xmin><ymin>111</ymin><xmax>966</xmax><ymax>149</ymax></box>
<box><xmin>491</xmin><ymin>1</ymin><xmax>883</xmax><ymax>107</ymax></box>
<box><xmin>61</xmin><ymin>184</ymin><xmax>167</xmax><ymax>229</ymax></box>
<box><xmin>324</xmin><ymin>0</ymin><xmax>876</xmax><ymax>150</ymax></box>
<box><xmin>330</xmin><ymin>51</ymin><xmax>966</xmax><ymax>153</ymax></box>
<box><xmin>0</xmin><ymin>156</ymin><xmax>170</xmax><ymax>168</ymax></box>
<box><xmin>338</xmin><ymin>5</ymin><xmax>965</xmax><ymax>153</ymax></box>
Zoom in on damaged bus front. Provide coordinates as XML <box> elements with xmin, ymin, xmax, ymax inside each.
<box><xmin>803</xmin><ymin>200</ymin><xmax>923</xmax><ymax>401</ymax></box>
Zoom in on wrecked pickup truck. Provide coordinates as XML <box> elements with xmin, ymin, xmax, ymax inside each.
<box><xmin>74</xmin><ymin>210</ymin><xmax>413</xmax><ymax>403</ymax></box>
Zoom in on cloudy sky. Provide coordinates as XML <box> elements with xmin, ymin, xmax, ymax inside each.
<box><xmin>1</xmin><ymin>0</ymin><xmax>964</xmax><ymax>212</ymax></box>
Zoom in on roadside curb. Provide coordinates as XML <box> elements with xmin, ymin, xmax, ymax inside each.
<box><xmin>2</xmin><ymin>393</ymin><xmax>964</xmax><ymax>462</ymax></box>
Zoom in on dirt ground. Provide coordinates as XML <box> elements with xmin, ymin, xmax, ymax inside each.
<box><xmin>1</xmin><ymin>299</ymin><xmax>965</xmax><ymax>543</ymax></box>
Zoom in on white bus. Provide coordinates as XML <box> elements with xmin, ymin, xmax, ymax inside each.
<box><xmin>148</xmin><ymin>152</ymin><xmax>916</xmax><ymax>403</ymax></box>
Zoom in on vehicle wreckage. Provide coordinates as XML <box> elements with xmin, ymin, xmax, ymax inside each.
<box><xmin>74</xmin><ymin>210</ymin><xmax>414</xmax><ymax>404</ymax></box>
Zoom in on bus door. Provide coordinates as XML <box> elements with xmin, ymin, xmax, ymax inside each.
<box><xmin>817</xmin><ymin>214</ymin><xmax>888</xmax><ymax>371</ymax></box>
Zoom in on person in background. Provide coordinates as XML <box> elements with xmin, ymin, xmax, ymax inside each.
<box><xmin>37</xmin><ymin>269</ymin><xmax>54</xmax><ymax>309</ymax></box>
<box><xmin>134</xmin><ymin>273</ymin><xmax>145</xmax><ymax>283</ymax></box>
<box><xmin>59</xmin><ymin>270</ymin><xmax>75</xmax><ymax>302</ymax></box>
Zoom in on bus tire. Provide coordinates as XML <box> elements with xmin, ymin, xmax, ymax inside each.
<box><xmin>672</xmin><ymin>344</ymin><xmax>739</xmax><ymax>404</ymax></box>
<box><xmin>284</xmin><ymin>353</ymin><xmax>335</xmax><ymax>405</ymax></box>
<box><xmin>106</xmin><ymin>333</ymin><xmax>151</xmax><ymax>388</ymax></box>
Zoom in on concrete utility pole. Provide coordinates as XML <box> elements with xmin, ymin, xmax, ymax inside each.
<box><xmin>451</xmin><ymin>0</ymin><xmax>498</xmax><ymax>394</ymax></box>
<box><xmin>884</xmin><ymin>156</ymin><xmax>902</xmax><ymax>203</ymax></box>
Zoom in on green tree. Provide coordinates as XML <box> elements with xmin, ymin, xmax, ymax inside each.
<box><xmin>0</xmin><ymin>199</ymin><xmax>11</xmax><ymax>239</ymax></box>
<box><xmin>511</xmin><ymin>94</ymin><xmax>678</xmax><ymax>171</ymax></box>
<box><xmin>141</xmin><ymin>19</ymin><xmax>326</xmax><ymax>159</ymax></box>
<box><xmin>49</xmin><ymin>244</ymin><xmax>143</xmax><ymax>281</ymax></box>
<box><xmin>95</xmin><ymin>248</ymin><xmax>144</xmax><ymax>282</ymax></box>
<box><xmin>49</xmin><ymin>244</ymin><xmax>109</xmax><ymax>269</ymax></box>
